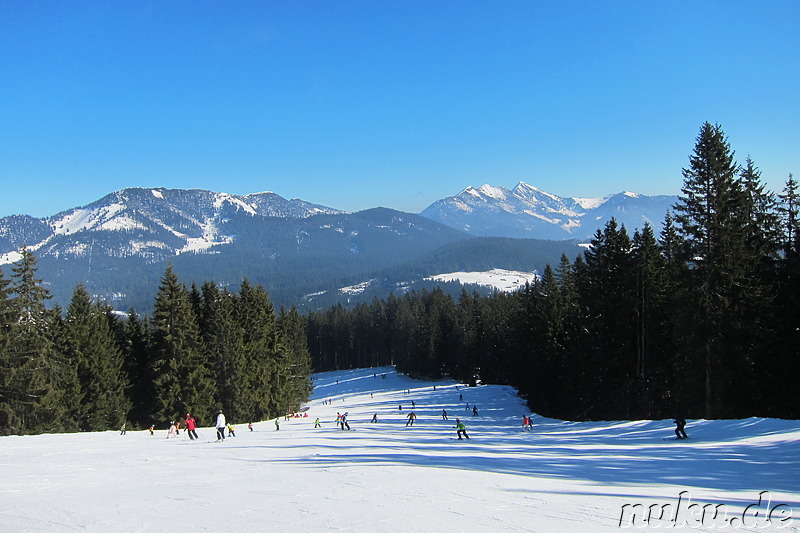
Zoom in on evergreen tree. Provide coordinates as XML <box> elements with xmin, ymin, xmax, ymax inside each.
<box><xmin>673</xmin><ymin>122</ymin><xmax>764</xmax><ymax>418</ymax></box>
<box><xmin>236</xmin><ymin>279</ymin><xmax>278</xmax><ymax>422</ymax></box>
<box><xmin>199</xmin><ymin>282</ymin><xmax>244</xmax><ymax>421</ymax></box>
<box><xmin>65</xmin><ymin>285</ymin><xmax>130</xmax><ymax>431</ymax></box>
<box><xmin>631</xmin><ymin>223</ymin><xmax>670</xmax><ymax>417</ymax></box>
<box><xmin>775</xmin><ymin>174</ymin><xmax>800</xmax><ymax>416</ymax></box>
<box><xmin>277</xmin><ymin>306</ymin><xmax>313</xmax><ymax>413</ymax></box>
<box><xmin>579</xmin><ymin>219</ymin><xmax>636</xmax><ymax>418</ymax></box>
<box><xmin>123</xmin><ymin>308</ymin><xmax>153</xmax><ymax>426</ymax></box>
<box><xmin>150</xmin><ymin>265</ymin><xmax>215</xmax><ymax>425</ymax></box>
<box><xmin>1</xmin><ymin>248</ymin><xmax>75</xmax><ymax>434</ymax></box>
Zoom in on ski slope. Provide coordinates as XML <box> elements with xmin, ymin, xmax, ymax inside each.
<box><xmin>0</xmin><ymin>367</ymin><xmax>798</xmax><ymax>532</ymax></box>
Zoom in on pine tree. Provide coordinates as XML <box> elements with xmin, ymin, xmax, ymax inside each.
<box><xmin>236</xmin><ymin>279</ymin><xmax>278</xmax><ymax>422</ymax></box>
<box><xmin>123</xmin><ymin>308</ymin><xmax>153</xmax><ymax>426</ymax></box>
<box><xmin>199</xmin><ymin>282</ymin><xmax>243</xmax><ymax>421</ymax></box>
<box><xmin>277</xmin><ymin>306</ymin><xmax>313</xmax><ymax>413</ymax></box>
<box><xmin>775</xmin><ymin>174</ymin><xmax>800</xmax><ymax>416</ymax></box>
<box><xmin>1</xmin><ymin>248</ymin><xmax>76</xmax><ymax>434</ymax></box>
<box><xmin>65</xmin><ymin>285</ymin><xmax>130</xmax><ymax>431</ymax></box>
<box><xmin>150</xmin><ymin>265</ymin><xmax>215</xmax><ymax>426</ymax></box>
<box><xmin>631</xmin><ymin>223</ymin><xmax>669</xmax><ymax>417</ymax></box>
<box><xmin>579</xmin><ymin>219</ymin><xmax>636</xmax><ymax>418</ymax></box>
<box><xmin>0</xmin><ymin>267</ymin><xmax>16</xmax><ymax>432</ymax></box>
<box><xmin>673</xmin><ymin>122</ymin><xmax>765</xmax><ymax>418</ymax></box>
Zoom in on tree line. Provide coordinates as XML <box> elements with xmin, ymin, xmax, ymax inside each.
<box><xmin>0</xmin><ymin>258</ymin><xmax>312</xmax><ymax>435</ymax></box>
<box><xmin>306</xmin><ymin>123</ymin><xmax>799</xmax><ymax>420</ymax></box>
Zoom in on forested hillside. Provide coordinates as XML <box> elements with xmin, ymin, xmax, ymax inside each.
<box><xmin>307</xmin><ymin>123</ymin><xmax>800</xmax><ymax>420</ymax></box>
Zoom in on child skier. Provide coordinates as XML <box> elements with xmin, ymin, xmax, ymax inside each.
<box><xmin>456</xmin><ymin>419</ymin><xmax>469</xmax><ymax>440</ymax></box>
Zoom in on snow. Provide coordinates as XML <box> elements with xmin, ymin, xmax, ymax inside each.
<box><xmin>1</xmin><ymin>367</ymin><xmax>798</xmax><ymax>532</ymax></box>
<box><xmin>426</xmin><ymin>268</ymin><xmax>538</xmax><ymax>292</ymax></box>
<box><xmin>476</xmin><ymin>184</ymin><xmax>509</xmax><ymax>200</ymax></box>
<box><xmin>573</xmin><ymin>196</ymin><xmax>610</xmax><ymax>210</ymax></box>
<box><xmin>0</xmin><ymin>250</ymin><xmax>23</xmax><ymax>265</ymax></box>
<box><xmin>52</xmin><ymin>202</ymin><xmax>128</xmax><ymax>235</ymax></box>
<box><xmin>213</xmin><ymin>192</ymin><xmax>258</xmax><ymax>215</ymax></box>
<box><xmin>339</xmin><ymin>279</ymin><xmax>377</xmax><ymax>295</ymax></box>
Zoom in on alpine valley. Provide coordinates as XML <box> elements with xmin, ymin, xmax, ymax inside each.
<box><xmin>0</xmin><ymin>184</ymin><xmax>675</xmax><ymax>313</ymax></box>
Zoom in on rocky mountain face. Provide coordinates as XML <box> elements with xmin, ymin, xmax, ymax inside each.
<box><xmin>420</xmin><ymin>182</ymin><xmax>677</xmax><ymax>240</ymax></box>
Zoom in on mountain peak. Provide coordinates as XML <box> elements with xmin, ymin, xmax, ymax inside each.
<box><xmin>421</xmin><ymin>183</ymin><xmax>676</xmax><ymax>240</ymax></box>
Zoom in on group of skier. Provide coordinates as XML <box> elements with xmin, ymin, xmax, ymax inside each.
<box><xmin>122</xmin><ymin>382</ymin><xmax>689</xmax><ymax>443</ymax></box>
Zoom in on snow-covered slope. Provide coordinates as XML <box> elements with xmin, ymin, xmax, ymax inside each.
<box><xmin>426</xmin><ymin>268</ymin><xmax>538</xmax><ymax>292</ymax></box>
<box><xmin>1</xmin><ymin>367</ymin><xmax>797</xmax><ymax>532</ymax></box>
<box><xmin>421</xmin><ymin>181</ymin><xmax>677</xmax><ymax>240</ymax></box>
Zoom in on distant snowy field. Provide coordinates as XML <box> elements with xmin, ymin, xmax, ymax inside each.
<box><xmin>1</xmin><ymin>367</ymin><xmax>798</xmax><ymax>532</ymax></box>
<box><xmin>426</xmin><ymin>268</ymin><xmax>538</xmax><ymax>292</ymax></box>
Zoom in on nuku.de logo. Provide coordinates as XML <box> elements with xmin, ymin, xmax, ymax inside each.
<box><xmin>618</xmin><ymin>490</ymin><xmax>794</xmax><ymax>529</ymax></box>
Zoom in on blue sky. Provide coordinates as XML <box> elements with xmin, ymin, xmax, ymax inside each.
<box><xmin>1</xmin><ymin>2</ymin><xmax>798</xmax><ymax>218</ymax></box>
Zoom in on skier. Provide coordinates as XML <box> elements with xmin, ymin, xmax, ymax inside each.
<box><xmin>216</xmin><ymin>410</ymin><xmax>227</xmax><ymax>441</ymax></box>
<box><xmin>185</xmin><ymin>414</ymin><xmax>198</xmax><ymax>440</ymax></box>
<box><xmin>227</xmin><ymin>423</ymin><xmax>236</xmax><ymax>437</ymax></box>
<box><xmin>406</xmin><ymin>411</ymin><xmax>417</xmax><ymax>427</ymax></box>
<box><xmin>341</xmin><ymin>412</ymin><xmax>351</xmax><ymax>430</ymax></box>
<box><xmin>120</xmin><ymin>423</ymin><xmax>126</xmax><ymax>435</ymax></box>
<box><xmin>473</xmin><ymin>405</ymin><xmax>479</xmax><ymax>416</ymax></box>
<box><xmin>399</xmin><ymin>404</ymin><xmax>403</xmax><ymax>412</ymax></box>
<box><xmin>411</xmin><ymin>400</ymin><xmax>416</xmax><ymax>409</ymax></box>
<box><xmin>148</xmin><ymin>425</ymin><xmax>154</xmax><ymax>436</ymax></box>
<box><xmin>456</xmin><ymin>419</ymin><xmax>469</xmax><ymax>440</ymax></box>
<box><xmin>371</xmin><ymin>413</ymin><xmax>378</xmax><ymax>423</ymax></box>
<box><xmin>522</xmin><ymin>415</ymin><xmax>529</xmax><ymax>431</ymax></box>
<box><xmin>442</xmin><ymin>409</ymin><xmax>448</xmax><ymax>420</ymax></box>
<box><xmin>248</xmin><ymin>422</ymin><xmax>253</xmax><ymax>432</ymax></box>
<box><xmin>674</xmin><ymin>417</ymin><xmax>688</xmax><ymax>439</ymax></box>
<box><xmin>314</xmin><ymin>417</ymin><xmax>321</xmax><ymax>428</ymax></box>
<box><xmin>275</xmin><ymin>418</ymin><xmax>280</xmax><ymax>431</ymax></box>
<box><xmin>167</xmin><ymin>421</ymin><xmax>178</xmax><ymax>438</ymax></box>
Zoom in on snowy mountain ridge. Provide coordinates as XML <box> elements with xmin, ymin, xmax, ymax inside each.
<box><xmin>0</xmin><ymin>187</ymin><xmax>345</xmax><ymax>265</ymax></box>
<box><xmin>421</xmin><ymin>181</ymin><xmax>676</xmax><ymax>240</ymax></box>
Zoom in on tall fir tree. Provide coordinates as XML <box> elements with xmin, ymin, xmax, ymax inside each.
<box><xmin>65</xmin><ymin>285</ymin><xmax>130</xmax><ymax>431</ymax></box>
<box><xmin>277</xmin><ymin>306</ymin><xmax>313</xmax><ymax>413</ymax></box>
<box><xmin>1</xmin><ymin>248</ymin><xmax>76</xmax><ymax>434</ymax></box>
<box><xmin>579</xmin><ymin>219</ymin><xmax>636</xmax><ymax>418</ymax></box>
<box><xmin>199</xmin><ymin>282</ymin><xmax>244</xmax><ymax>422</ymax></box>
<box><xmin>150</xmin><ymin>265</ymin><xmax>215</xmax><ymax>426</ymax></box>
<box><xmin>236</xmin><ymin>279</ymin><xmax>279</xmax><ymax>422</ymax></box>
<box><xmin>123</xmin><ymin>308</ymin><xmax>153</xmax><ymax>427</ymax></box>
<box><xmin>673</xmin><ymin>122</ymin><xmax>765</xmax><ymax>418</ymax></box>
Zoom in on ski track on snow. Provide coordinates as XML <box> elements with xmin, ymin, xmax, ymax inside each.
<box><xmin>0</xmin><ymin>367</ymin><xmax>798</xmax><ymax>532</ymax></box>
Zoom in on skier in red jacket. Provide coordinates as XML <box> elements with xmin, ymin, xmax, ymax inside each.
<box><xmin>185</xmin><ymin>414</ymin><xmax>198</xmax><ymax>440</ymax></box>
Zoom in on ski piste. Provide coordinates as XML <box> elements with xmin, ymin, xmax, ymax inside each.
<box><xmin>3</xmin><ymin>366</ymin><xmax>797</xmax><ymax>532</ymax></box>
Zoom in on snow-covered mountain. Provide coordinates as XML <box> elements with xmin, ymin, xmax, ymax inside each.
<box><xmin>0</xmin><ymin>187</ymin><xmax>344</xmax><ymax>265</ymax></box>
<box><xmin>420</xmin><ymin>182</ymin><xmax>677</xmax><ymax>240</ymax></box>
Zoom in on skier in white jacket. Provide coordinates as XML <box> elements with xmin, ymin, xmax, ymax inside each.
<box><xmin>216</xmin><ymin>410</ymin><xmax>227</xmax><ymax>441</ymax></box>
